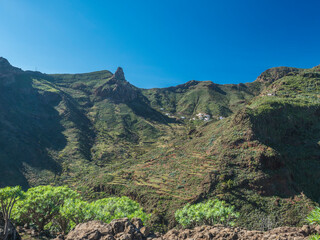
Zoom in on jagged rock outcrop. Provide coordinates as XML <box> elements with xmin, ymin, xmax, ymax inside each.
<box><xmin>64</xmin><ymin>218</ymin><xmax>320</xmax><ymax>240</ymax></box>
<box><xmin>154</xmin><ymin>225</ymin><xmax>320</xmax><ymax>240</ymax></box>
<box><xmin>64</xmin><ymin>218</ymin><xmax>154</xmax><ymax>240</ymax></box>
<box><xmin>94</xmin><ymin>67</ymin><xmax>140</xmax><ymax>102</ymax></box>
<box><xmin>114</xmin><ymin>67</ymin><xmax>125</xmax><ymax>81</ymax></box>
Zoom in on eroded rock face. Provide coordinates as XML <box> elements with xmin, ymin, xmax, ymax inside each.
<box><xmin>114</xmin><ymin>67</ymin><xmax>125</xmax><ymax>81</ymax></box>
<box><xmin>94</xmin><ymin>67</ymin><xmax>140</xmax><ymax>103</ymax></box>
<box><xmin>65</xmin><ymin>219</ymin><xmax>320</xmax><ymax>240</ymax></box>
<box><xmin>65</xmin><ymin>218</ymin><xmax>153</xmax><ymax>240</ymax></box>
<box><xmin>153</xmin><ymin>225</ymin><xmax>320</xmax><ymax>240</ymax></box>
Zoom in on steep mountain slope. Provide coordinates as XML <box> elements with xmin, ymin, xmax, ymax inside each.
<box><xmin>0</xmin><ymin>58</ymin><xmax>181</xmax><ymax>188</ymax></box>
<box><xmin>0</xmin><ymin>57</ymin><xmax>319</xmax><ymax>231</ymax></box>
<box><xmin>142</xmin><ymin>80</ymin><xmax>256</xmax><ymax>117</ymax></box>
<box><xmin>83</xmin><ymin>65</ymin><xmax>319</xmax><ymax>230</ymax></box>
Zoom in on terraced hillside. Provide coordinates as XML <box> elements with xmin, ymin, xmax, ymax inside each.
<box><xmin>0</xmin><ymin>57</ymin><xmax>319</xmax><ymax>231</ymax></box>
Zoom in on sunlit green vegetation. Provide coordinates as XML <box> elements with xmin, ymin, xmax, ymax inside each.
<box><xmin>5</xmin><ymin>186</ymin><xmax>150</xmax><ymax>234</ymax></box>
<box><xmin>175</xmin><ymin>199</ymin><xmax>239</xmax><ymax>228</ymax></box>
<box><xmin>0</xmin><ymin>186</ymin><xmax>25</xmax><ymax>239</ymax></box>
<box><xmin>307</xmin><ymin>207</ymin><xmax>320</xmax><ymax>225</ymax></box>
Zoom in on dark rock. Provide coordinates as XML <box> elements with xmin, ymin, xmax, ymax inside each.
<box><xmin>65</xmin><ymin>218</ymin><xmax>149</xmax><ymax>240</ymax></box>
<box><xmin>114</xmin><ymin>67</ymin><xmax>125</xmax><ymax>81</ymax></box>
<box><xmin>131</xmin><ymin>218</ymin><xmax>143</xmax><ymax>229</ymax></box>
<box><xmin>300</xmin><ymin>225</ymin><xmax>311</xmax><ymax>236</ymax></box>
<box><xmin>88</xmin><ymin>230</ymin><xmax>101</xmax><ymax>240</ymax></box>
<box><xmin>139</xmin><ymin>226</ymin><xmax>150</xmax><ymax>237</ymax></box>
<box><xmin>110</xmin><ymin>218</ymin><xmax>128</xmax><ymax>235</ymax></box>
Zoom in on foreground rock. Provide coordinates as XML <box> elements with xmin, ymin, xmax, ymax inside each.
<box><xmin>65</xmin><ymin>218</ymin><xmax>155</xmax><ymax>240</ymax></box>
<box><xmin>64</xmin><ymin>218</ymin><xmax>320</xmax><ymax>240</ymax></box>
<box><xmin>155</xmin><ymin>224</ymin><xmax>320</xmax><ymax>240</ymax></box>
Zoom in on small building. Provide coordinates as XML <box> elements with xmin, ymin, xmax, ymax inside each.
<box><xmin>196</xmin><ymin>113</ymin><xmax>211</xmax><ymax>121</ymax></box>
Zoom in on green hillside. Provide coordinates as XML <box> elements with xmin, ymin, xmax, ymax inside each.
<box><xmin>0</xmin><ymin>56</ymin><xmax>319</xmax><ymax>231</ymax></box>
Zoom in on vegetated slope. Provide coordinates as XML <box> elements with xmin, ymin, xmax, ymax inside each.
<box><xmin>0</xmin><ymin>56</ymin><xmax>319</xmax><ymax>231</ymax></box>
<box><xmin>0</xmin><ymin>57</ymin><xmax>260</xmax><ymax>189</ymax></box>
<box><xmin>86</xmin><ymin>65</ymin><xmax>319</xmax><ymax>230</ymax></box>
<box><xmin>0</xmin><ymin>58</ymin><xmax>181</xmax><ymax>188</ymax></box>
<box><xmin>142</xmin><ymin>80</ymin><xmax>257</xmax><ymax>117</ymax></box>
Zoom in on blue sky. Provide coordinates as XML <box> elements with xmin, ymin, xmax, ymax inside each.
<box><xmin>0</xmin><ymin>0</ymin><xmax>320</xmax><ymax>88</ymax></box>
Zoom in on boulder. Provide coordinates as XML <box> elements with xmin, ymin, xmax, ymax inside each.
<box><xmin>65</xmin><ymin>218</ymin><xmax>151</xmax><ymax>240</ymax></box>
<box><xmin>65</xmin><ymin>218</ymin><xmax>320</xmax><ymax>240</ymax></box>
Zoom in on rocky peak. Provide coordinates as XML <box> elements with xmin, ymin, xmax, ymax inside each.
<box><xmin>94</xmin><ymin>67</ymin><xmax>140</xmax><ymax>102</ymax></box>
<box><xmin>114</xmin><ymin>67</ymin><xmax>125</xmax><ymax>81</ymax></box>
<box><xmin>255</xmin><ymin>67</ymin><xmax>301</xmax><ymax>83</ymax></box>
<box><xmin>0</xmin><ymin>57</ymin><xmax>12</xmax><ymax>69</ymax></box>
<box><xmin>0</xmin><ymin>57</ymin><xmax>22</xmax><ymax>74</ymax></box>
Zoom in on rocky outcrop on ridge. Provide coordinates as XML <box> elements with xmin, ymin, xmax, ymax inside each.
<box><xmin>94</xmin><ymin>67</ymin><xmax>140</xmax><ymax>103</ymax></box>
<box><xmin>255</xmin><ymin>67</ymin><xmax>301</xmax><ymax>83</ymax></box>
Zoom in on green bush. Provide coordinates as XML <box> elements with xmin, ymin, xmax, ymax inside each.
<box><xmin>306</xmin><ymin>207</ymin><xmax>320</xmax><ymax>225</ymax></box>
<box><xmin>55</xmin><ymin>196</ymin><xmax>149</xmax><ymax>233</ymax></box>
<box><xmin>13</xmin><ymin>185</ymin><xmax>80</xmax><ymax>231</ymax></box>
<box><xmin>93</xmin><ymin>196</ymin><xmax>150</xmax><ymax>223</ymax></box>
<box><xmin>11</xmin><ymin>186</ymin><xmax>150</xmax><ymax>234</ymax></box>
<box><xmin>175</xmin><ymin>199</ymin><xmax>239</xmax><ymax>228</ymax></box>
<box><xmin>55</xmin><ymin>198</ymin><xmax>97</xmax><ymax>233</ymax></box>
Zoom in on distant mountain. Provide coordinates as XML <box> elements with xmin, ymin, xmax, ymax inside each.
<box><xmin>0</xmin><ymin>57</ymin><xmax>319</xmax><ymax>230</ymax></box>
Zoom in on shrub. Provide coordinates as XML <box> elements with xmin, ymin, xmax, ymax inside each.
<box><xmin>306</xmin><ymin>207</ymin><xmax>320</xmax><ymax>225</ymax></box>
<box><xmin>175</xmin><ymin>199</ymin><xmax>239</xmax><ymax>228</ymax></box>
<box><xmin>309</xmin><ymin>234</ymin><xmax>320</xmax><ymax>240</ymax></box>
<box><xmin>0</xmin><ymin>186</ymin><xmax>25</xmax><ymax>239</ymax></box>
<box><xmin>13</xmin><ymin>185</ymin><xmax>80</xmax><ymax>231</ymax></box>
<box><xmin>12</xmin><ymin>186</ymin><xmax>150</xmax><ymax>234</ymax></box>
<box><xmin>52</xmin><ymin>196</ymin><xmax>149</xmax><ymax>233</ymax></box>
<box><xmin>55</xmin><ymin>198</ymin><xmax>97</xmax><ymax>233</ymax></box>
<box><xmin>93</xmin><ymin>196</ymin><xmax>150</xmax><ymax>223</ymax></box>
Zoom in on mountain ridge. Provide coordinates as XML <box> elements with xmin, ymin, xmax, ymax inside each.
<box><xmin>0</xmin><ymin>57</ymin><xmax>319</xmax><ymax>231</ymax></box>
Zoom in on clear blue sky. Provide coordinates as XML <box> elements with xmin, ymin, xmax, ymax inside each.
<box><xmin>1</xmin><ymin>0</ymin><xmax>320</xmax><ymax>88</ymax></box>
